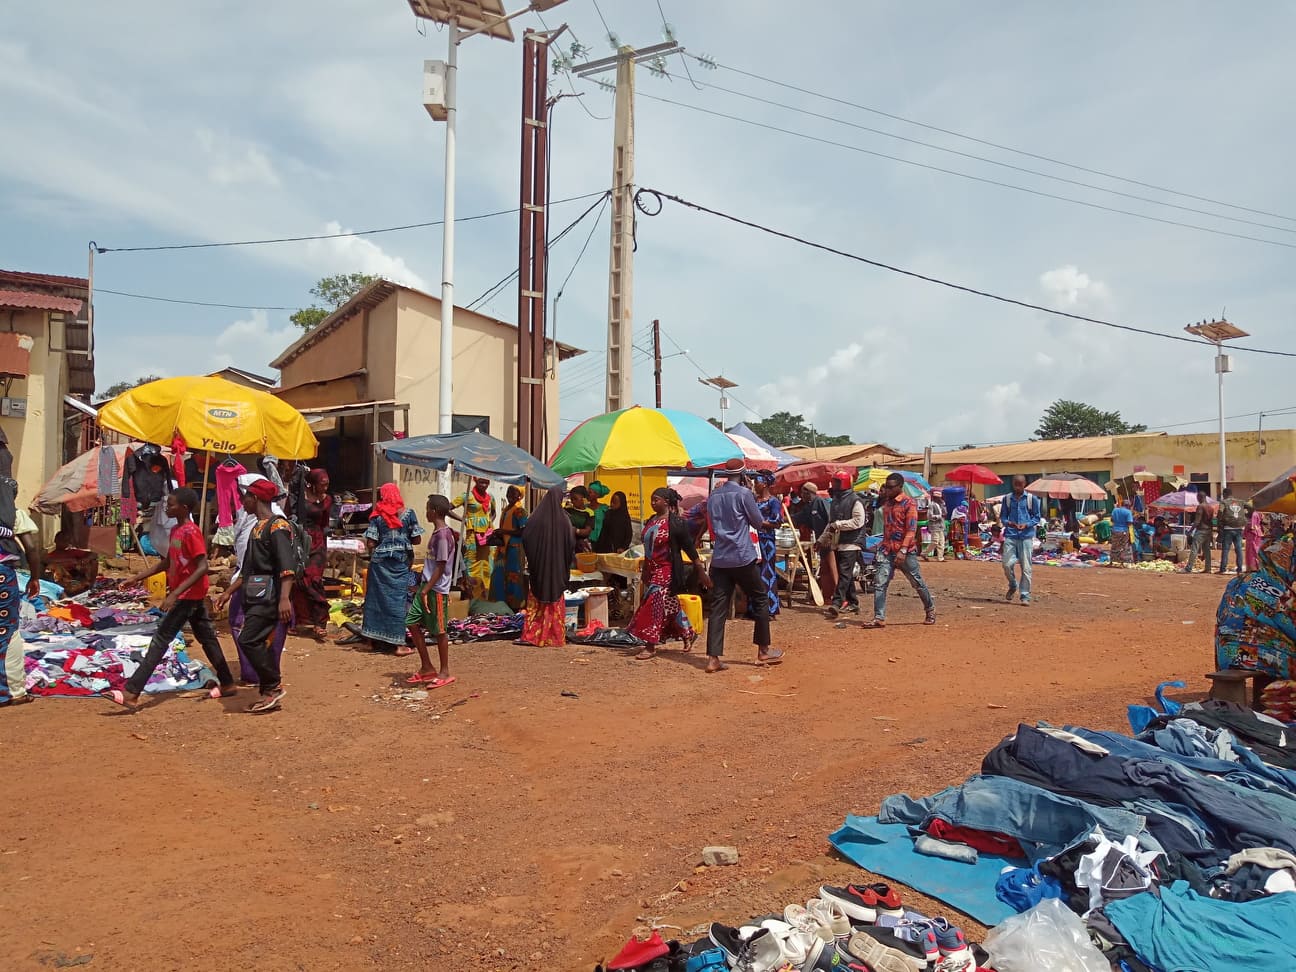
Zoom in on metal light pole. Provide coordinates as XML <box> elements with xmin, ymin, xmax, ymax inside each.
<box><xmin>407</xmin><ymin>0</ymin><xmax>567</xmax><ymax>433</ymax></box>
<box><xmin>699</xmin><ymin>375</ymin><xmax>737</xmax><ymax>432</ymax></box>
<box><xmin>1185</xmin><ymin>318</ymin><xmax>1249</xmax><ymax>493</ymax></box>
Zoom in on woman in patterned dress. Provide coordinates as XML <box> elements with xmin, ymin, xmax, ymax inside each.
<box><xmin>454</xmin><ymin>478</ymin><xmax>496</xmax><ymax>601</ymax></box>
<box><xmin>491</xmin><ymin>486</ymin><xmax>528</xmax><ymax>610</ymax></box>
<box><xmin>1216</xmin><ymin>527</ymin><xmax>1296</xmax><ymax>678</ymax></box>
<box><xmin>751</xmin><ymin>472</ymin><xmax>782</xmax><ymax>619</ymax></box>
<box><xmin>628</xmin><ymin>488</ymin><xmax>708</xmax><ymax>660</ymax></box>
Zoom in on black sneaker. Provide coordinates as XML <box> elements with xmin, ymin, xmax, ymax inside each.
<box><xmin>842</xmin><ymin>604</ymin><xmax>861</xmax><ymax>615</ymax></box>
<box><xmin>706</xmin><ymin>923</ymin><xmax>745</xmax><ymax>962</ymax></box>
<box><xmin>1004</xmin><ymin>586</ymin><xmax>1017</xmax><ymax>602</ymax></box>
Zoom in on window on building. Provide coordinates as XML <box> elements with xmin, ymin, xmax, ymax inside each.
<box><xmin>452</xmin><ymin>414</ymin><xmax>489</xmax><ymax>434</ymax></box>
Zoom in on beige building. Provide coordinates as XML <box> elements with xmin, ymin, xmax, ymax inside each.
<box><xmin>270</xmin><ymin>278</ymin><xmax>581</xmax><ymax>509</ymax></box>
<box><xmin>1113</xmin><ymin>429</ymin><xmax>1296</xmax><ymax>499</ymax></box>
<box><xmin>0</xmin><ymin>269</ymin><xmax>95</xmax><ymax>534</ymax></box>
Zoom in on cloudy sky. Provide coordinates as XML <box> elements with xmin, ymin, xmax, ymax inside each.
<box><xmin>5</xmin><ymin>1</ymin><xmax>1296</xmax><ymax>452</ymax></box>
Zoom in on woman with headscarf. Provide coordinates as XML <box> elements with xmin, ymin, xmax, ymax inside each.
<box><xmin>520</xmin><ymin>487</ymin><xmax>575</xmax><ymax>647</ymax></box>
<box><xmin>490</xmin><ymin>486</ymin><xmax>528</xmax><ymax>610</ymax></box>
<box><xmin>628</xmin><ymin>487</ymin><xmax>707</xmax><ymax>660</ymax></box>
<box><xmin>356</xmin><ymin>483</ymin><xmax>423</xmax><ymax>654</ymax></box>
<box><xmin>453</xmin><ymin>477</ymin><xmax>496</xmax><ymax>600</ymax></box>
<box><xmin>751</xmin><ymin>472</ymin><xmax>783</xmax><ymax>618</ymax></box>
<box><xmin>593</xmin><ymin>491</ymin><xmax>634</xmax><ymax>554</ymax></box>
<box><xmin>1216</xmin><ymin>525</ymin><xmax>1296</xmax><ymax>679</ymax></box>
<box><xmin>586</xmin><ymin>480</ymin><xmax>611</xmax><ymax>547</ymax></box>
<box><xmin>289</xmin><ymin>467</ymin><xmax>332</xmax><ymax>640</ymax></box>
<box><xmin>216</xmin><ymin>475</ymin><xmax>292</xmax><ymax>684</ymax></box>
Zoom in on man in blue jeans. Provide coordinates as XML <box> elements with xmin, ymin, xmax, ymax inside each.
<box><xmin>863</xmin><ymin>473</ymin><xmax>935</xmax><ymax>628</ymax></box>
<box><xmin>999</xmin><ymin>475</ymin><xmax>1042</xmax><ymax>605</ymax></box>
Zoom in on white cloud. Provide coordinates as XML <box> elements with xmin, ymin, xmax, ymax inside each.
<box><xmin>212</xmin><ymin>310</ymin><xmax>297</xmax><ymax>374</ymax></box>
<box><xmin>196</xmin><ymin>128</ymin><xmax>281</xmax><ymax>188</ymax></box>
<box><xmin>302</xmin><ymin>225</ymin><xmax>432</xmax><ymax>291</ymax></box>
<box><xmin>1039</xmin><ymin>265</ymin><xmax>1112</xmax><ymax>309</ymax></box>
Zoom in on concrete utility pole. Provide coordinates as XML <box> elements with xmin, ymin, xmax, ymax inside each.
<box><xmin>1184</xmin><ymin>318</ymin><xmax>1248</xmax><ymax>493</ymax></box>
<box><xmin>575</xmin><ymin>40</ymin><xmax>680</xmax><ymax>414</ymax></box>
<box><xmin>652</xmin><ymin>318</ymin><xmax>662</xmax><ymax>408</ymax></box>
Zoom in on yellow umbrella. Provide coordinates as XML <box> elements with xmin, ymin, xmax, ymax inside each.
<box><xmin>99</xmin><ymin>376</ymin><xmax>317</xmax><ymax>459</ymax></box>
<box><xmin>1252</xmin><ymin>465</ymin><xmax>1296</xmax><ymax>516</ymax></box>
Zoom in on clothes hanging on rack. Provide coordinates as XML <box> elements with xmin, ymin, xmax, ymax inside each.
<box><xmin>97</xmin><ymin>444</ymin><xmax>120</xmax><ymax>499</ymax></box>
<box><xmin>260</xmin><ymin>455</ymin><xmax>286</xmax><ymax>495</ymax></box>
<box><xmin>172</xmin><ymin>435</ymin><xmax>188</xmax><ymax>487</ymax></box>
<box><xmin>121</xmin><ymin>444</ymin><xmax>172</xmax><ymax>509</ymax></box>
<box><xmin>214</xmin><ymin>460</ymin><xmax>247</xmax><ymax>528</ymax></box>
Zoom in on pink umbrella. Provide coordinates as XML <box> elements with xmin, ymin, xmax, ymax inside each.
<box><xmin>723</xmin><ymin>431</ymin><xmax>780</xmax><ymax>472</ymax></box>
<box><xmin>32</xmin><ymin>443</ymin><xmax>139</xmax><ymax>514</ymax></box>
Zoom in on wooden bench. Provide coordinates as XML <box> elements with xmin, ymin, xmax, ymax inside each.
<box><xmin>1205</xmin><ymin>669</ymin><xmax>1275</xmax><ymax>710</ymax></box>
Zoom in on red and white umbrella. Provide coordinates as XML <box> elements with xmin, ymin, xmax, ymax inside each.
<box><xmin>1026</xmin><ymin>473</ymin><xmax>1108</xmax><ymax>501</ymax></box>
<box><xmin>719</xmin><ymin>431</ymin><xmax>780</xmax><ymax>472</ymax></box>
<box><xmin>32</xmin><ymin>443</ymin><xmax>140</xmax><ymax>514</ymax></box>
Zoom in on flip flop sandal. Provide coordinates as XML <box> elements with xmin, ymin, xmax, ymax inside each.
<box><xmin>103</xmin><ymin>690</ymin><xmax>140</xmax><ymax>712</ymax></box>
<box><xmin>756</xmin><ymin>648</ymin><xmax>785</xmax><ymax>666</ymax></box>
<box><xmin>208</xmin><ymin>685</ymin><xmax>237</xmax><ymax>699</ymax></box>
<box><xmin>924</xmin><ymin>614</ymin><xmax>938</xmax><ymax>625</ymax></box>
<box><xmin>426</xmin><ymin>676</ymin><xmax>457</xmax><ymax>690</ymax></box>
<box><xmin>248</xmin><ymin>689</ymin><xmax>286</xmax><ymax>714</ymax></box>
<box><xmin>860</xmin><ymin>620</ymin><xmax>886</xmax><ymax>629</ymax></box>
<box><xmin>404</xmin><ymin>672</ymin><xmax>440</xmax><ymax>685</ymax></box>
<box><xmin>634</xmin><ymin>648</ymin><xmax>657</xmax><ymax>661</ymax></box>
<box><xmin>705</xmin><ymin>662</ymin><xmax>729</xmax><ymax>674</ymax></box>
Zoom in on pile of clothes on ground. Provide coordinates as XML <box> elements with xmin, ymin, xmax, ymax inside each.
<box><xmin>834</xmin><ymin>700</ymin><xmax>1296</xmax><ymax>971</ymax></box>
<box><xmin>21</xmin><ymin>580</ymin><xmax>214</xmax><ymax>697</ymax></box>
<box><xmin>968</xmin><ymin>549</ymin><xmax>1100</xmax><ymax>568</ymax></box>
<box><xmin>596</xmin><ymin>883</ymin><xmax>988</xmax><ymax>972</ymax></box>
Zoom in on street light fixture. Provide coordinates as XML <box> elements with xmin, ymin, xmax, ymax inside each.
<box><xmin>699</xmin><ymin>375</ymin><xmax>737</xmax><ymax>432</ymax></box>
<box><xmin>407</xmin><ymin>0</ymin><xmax>567</xmax><ymax>433</ymax></box>
<box><xmin>1184</xmin><ymin>318</ymin><xmax>1249</xmax><ymax>493</ymax></box>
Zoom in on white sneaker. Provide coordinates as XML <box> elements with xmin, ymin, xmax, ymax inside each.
<box><xmin>730</xmin><ymin>926</ymin><xmax>786</xmax><ymax>972</ymax></box>
<box><xmin>783</xmin><ymin>904</ymin><xmax>833</xmax><ymax>944</ymax></box>
<box><xmin>805</xmin><ymin>898</ymin><xmax>851</xmax><ymax>941</ymax></box>
<box><xmin>757</xmin><ymin>919</ymin><xmax>825</xmax><ymax>969</ymax></box>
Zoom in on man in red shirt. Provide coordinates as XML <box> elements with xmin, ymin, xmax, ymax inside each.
<box><xmin>863</xmin><ymin>473</ymin><xmax>936</xmax><ymax>629</ymax></box>
<box><xmin>106</xmin><ymin>487</ymin><xmax>235</xmax><ymax>709</ymax></box>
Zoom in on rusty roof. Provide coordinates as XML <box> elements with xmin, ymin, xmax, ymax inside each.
<box><xmin>782</xmin><ymin>443</ymin><xmax>906</xmax><ymax>463</ymax></box>
<box><xmin>0</xmin><ymin>289</ymin><xmax>84</xmax><ymax>314</ymax></box>
<box><xmin>893</xmin><ymin>434</ymin><xmax>1165</xmax><ymax>467</ymax></box>
<box><xmin>0</xmin><ymin>269</ymin><xmax>89</xmax><ymax>290</ymax></box>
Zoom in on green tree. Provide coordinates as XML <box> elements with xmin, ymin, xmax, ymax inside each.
<box><xmin>747</xmin><ymin>411</ymin><xmax>852</xmax><ymax>448</ymax></box>
<box><xmin>101</xmin><ymin>374</ymin><xmax>162</xmax><ymax>399</ymax></box>
<box><xmin>1034</xmin><ymin>399</ymin><xmax>1147</xmax><ymax>439</ymax></box>
<box><xmin>291</xmin><ymin>272</ymin><xmax>378</xmax><ymax>330</ymax></box>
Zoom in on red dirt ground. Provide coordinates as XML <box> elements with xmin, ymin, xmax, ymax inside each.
<box><xmin>2</xmin><ymin>560</ymin><xmax>1228</xmax><ymax>970</ymax></box>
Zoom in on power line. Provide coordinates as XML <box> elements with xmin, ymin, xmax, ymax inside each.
<box><xmin>633</xmin><ymin>186</ymin><xmax>1296</xmax><ymax>359</ymax></box>
<box><xmin>95</xmin><ymin>288</ymin><xmax>294</xmax><ymax>311</ymax></box>
<box><xmin>650</xmin><ymin>70</ymin><xmax>1296</xmax><ymax>238</ymax></box>
<box><xmin>692</xmin><ymin>54</ymin><xmax>1296</xmax><ymax>226</ymax></box>
<box><xmin>93</xmin><ymin>190</ymin><xmax>608</xmax><ymax>254</ymax></box>
<box><xmin>656</xmin><ymin>321</ymin><xmax>762</xmax><ymax>420</ymax></box>
<box><xmin>625</xmin><ymin>90</ymin><xmax>1296</xmax><ymax>252</ymax></box>
<box><xmin>590</xmin><ymin>0</ymin><xmax>615</xmax><ymax>45</ymax></box>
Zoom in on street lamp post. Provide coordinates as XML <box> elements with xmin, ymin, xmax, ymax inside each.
<box><xmin>407</xmin><ymin>0</ymin><xmax>566</xmax><ymax>433</ymax></box>
<box><xmin>1184</xmin><ymin>318</ymin><xmax>1249</xmax><ymax>493</ymax></box>
<box><xmin>699</xmin><ymin>375</ymin><xmax>737</xmax><ymax>432</ymax></box>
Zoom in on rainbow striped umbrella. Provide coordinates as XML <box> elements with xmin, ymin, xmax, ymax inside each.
<box><xmin>550</xmin><ymin>407</ymin><xmax>742</xmax><ymax>475</ymax></box>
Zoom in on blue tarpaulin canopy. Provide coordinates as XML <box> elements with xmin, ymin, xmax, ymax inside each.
<box><xmin>374</xmin><ymin>431</ymin><xmax>566</xmax><ymax>489</ymax></box>
<box><xmin>728</xmin><ymin>422</ymin><xmax>800</xmax><ymax>468</ymax></box>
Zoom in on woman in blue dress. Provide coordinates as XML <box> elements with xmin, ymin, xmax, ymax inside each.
<box><xmin>359</xmin><ymin>483</ymin><xmax>423</xmax><ymax>654</ymax></box>
<box><xmin>752</xmin><ymin>472</ymin><xmax>782</xmax><ymax>618</ymax></box>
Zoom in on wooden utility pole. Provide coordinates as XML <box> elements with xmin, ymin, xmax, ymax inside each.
<box><xmin>604</xmin><ymin>47</ymin><xmax>635</xmax><ymax>413</ymax></box>
<box><xmin>652</xmin><ymin>318</ymin><xmax>662</xmax><ymax>408</ymax></box>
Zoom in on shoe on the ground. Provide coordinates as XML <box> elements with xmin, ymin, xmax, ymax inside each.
<box><xmin>805</xmin><ymin>898</ymin><xmax>852</xmax><ymax>941</ymax></box>
<box><xmin>731</xmin><ymin>927</ymin><xmax>784</xmax><ymax>972</ymax></box>
<box><xmin>1004</xmin><ymin>586</ymin><xmax>1016</xmax><ymax>602</ymax></box>
<box><xmin>877</xmin><ymin>914</ymin><xmax>970</xmax><ymax>963</ymax></box>
<box><xmin>843</xmin><ymin>928</ymin><xmax>928</xmax><ymax>972</ymax></box>
<box><xmin>1020</xmin><ymin>598</ymin><xmax>1031</xmax><ymax>606</ymax></box>
<box><xmin>756</xmin><ymin>919</ymin><xmax>825</xmax><ymax>968</ymax></box>
<box><xmin>824</xmin><ymin>605</ymin><xmax>840</xmax><ymax>619</ymax></box>
<box><xmin>606</xmin><ymin>929</ymin><xmax>670</xmax><ymax>970</ymax></box>
<box><xmin>842</xmin><ymin>604</ymin><xmax>860</xmax><ymax>615</ymax></box>
<box><xmin>819</xmin><ymin>883</ymin><xmax>903</xmax><ymax>924</ymax></box>
<box><xmin>784</xmin><ymin>904</ymin><xmax>834</xmax><ymax>944</ymax></box>
<box><xmin>865</xmin><ymin>922</ymin><xmax>938</xmax><ymax>964</ymax></box>
<box><xmin>684</xmin><ymin>946</ymin><xmax>728</xmax><ymax>972</ymax></box>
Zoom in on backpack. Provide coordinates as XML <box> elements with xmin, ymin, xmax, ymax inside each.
<box><xmin>275</xmin><ymin>515</ymin><xmax>311</xmax><ymax>579</ymax></box>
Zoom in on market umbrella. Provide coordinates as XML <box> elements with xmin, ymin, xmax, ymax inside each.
<box><xmin>774</xmin><ymin>460</ymin><xmax>856</xmax><ymax>492</ymax></box>
<box><xmin>98</xmin><ymin>375</ymin><xmax>317</xmax><ymax>459</ymax></box>
<box><xmin>944</xmin><ymin>464</ymin><xmax>1002</xmax><ymax>486</ymax></box>
<box><xmin>376</xmin><ymin>431</ymin><xmax>565</xmax><ymax>488</ymax></box>
<box><xmin>1149</xmin><ymin>489</ymin><xmax>1217</xmax><ymax>513</ymax></box>
<box><xmin>549</xmin><ymin>407</ymin><xmax>741</xmax><ymax>476</ymax></box>
<box><xmin>854</xmin><ymin>468</ymin><xmax>928</xmax><ymax>498</ymax></box>
<box><xmin>1025</xmin><ymin>473</ymin><xmax>1108</xmax><ymax>501</ymax></box>
<box><xmin>728</xmin><ymin>422</ymin><xmax>800</xmax><ymax>468</ymax></box>
<box><xmin>1248</xmin><ymin>466</ymin><xmax>1296</xmax><ymax>515</ymax></box>
<box><xmin>33</xmin><ymin>443</ymin><xmax>137</xmax><ymax>514</ymax></box>
<box><xmin>723</xmin><ymin>431</ymin><xmax>780</xmax><ymax>472</ymax></box>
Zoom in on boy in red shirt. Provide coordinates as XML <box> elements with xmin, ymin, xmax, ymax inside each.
<box><xmin>105</xmin><ymin>487</ymin><xmax>235</xmax><ymax>709</ymax></box>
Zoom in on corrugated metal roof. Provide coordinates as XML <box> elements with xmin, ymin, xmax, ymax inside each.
<box><xmin>0</xmin><ymin>289</ymin><xmax>83</xmax><ymax>313</ymax></box>
<box><xmin>893</xmin><ymin>434</ymin><xmax>1164</xmax><ymax>467</ymax></box>
<box><xmin>783</xmin><ymin>442</ymin><xmax>905</xmax><ymax>462</ymax></box>
<box><xmin>0</xmin><ymin>269</ymin><xmax>89</xmax><ymax>290</ymax></box>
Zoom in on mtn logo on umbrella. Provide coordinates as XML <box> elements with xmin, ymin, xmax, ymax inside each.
<box><xmin>207</xmin><ymin>408</ymin><xmax>238</xmax><ymax>419</ymax></box>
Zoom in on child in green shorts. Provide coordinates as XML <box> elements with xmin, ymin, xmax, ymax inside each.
<box><xmin>406</xmin><ymin>494</ymin><xmax>457</xmax><ymax>689</ymax></box>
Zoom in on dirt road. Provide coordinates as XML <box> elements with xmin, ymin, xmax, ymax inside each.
<box><xmin>2</xmin><ymin>561</ymin><xmax>1227</xmax><ymax>970</ymax></box>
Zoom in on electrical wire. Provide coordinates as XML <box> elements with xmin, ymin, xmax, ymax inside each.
<box><xmin>94</xmin><ymin>288</ymin><xmax>294</xmax><ymax>311</ymax></box>
<box><xmin>94</xmin><ymin>190</ymin><xmax>608</xmax><ymax>254</ymax></box>
<box><xmin>625</xmin><ymin>89</ymin><xmax>1296</xmax><ymax>252</ymax></box>
<box><xmin>634</xmin><ymin>187</ymin><xmax>1296</xmax><ymax>359</ymax></box>
<box><xmin>690</xmin><ymin>54</ymin><xmax>1296</xmax><ymax>226</ymax></box>
<box><xmin>590</xmin><ymin>0</ymin><xmax>615</xmax><ymax>45</ymax></box>
<box><xmin>649</xmin><ymin>70</ymin><xmax>1296</xmax><ymax>238</ymax></box>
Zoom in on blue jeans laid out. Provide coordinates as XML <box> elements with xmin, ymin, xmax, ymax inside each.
<box><xmin>1219</xmin><ymin>528</ymin><xmax>1243</xmax><ymax>572</ymax></box>
<box><xmin>878</xmin><ymin>773</ymin><xmax>1148</xmax><ymax>863</ymax></box>
<box><xmin>1002</xmin><ymin>536</ymin><xmax>1034</xmax><ymax>601</ymax></box>
<box><xmin>873</xmin><ymin>550</ymin><xmax>934</xmax><ymax>621</ymax></box>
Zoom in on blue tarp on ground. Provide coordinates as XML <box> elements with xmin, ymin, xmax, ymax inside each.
<box><xmin>375</xmin><ymin>431</ymin><xmax>566</xmax><ymax>488</ymax></box>
<box><xmin>828</xmin><ymin>814</ymin><xmax>1019</xmax><ymax>927</ymax></box>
